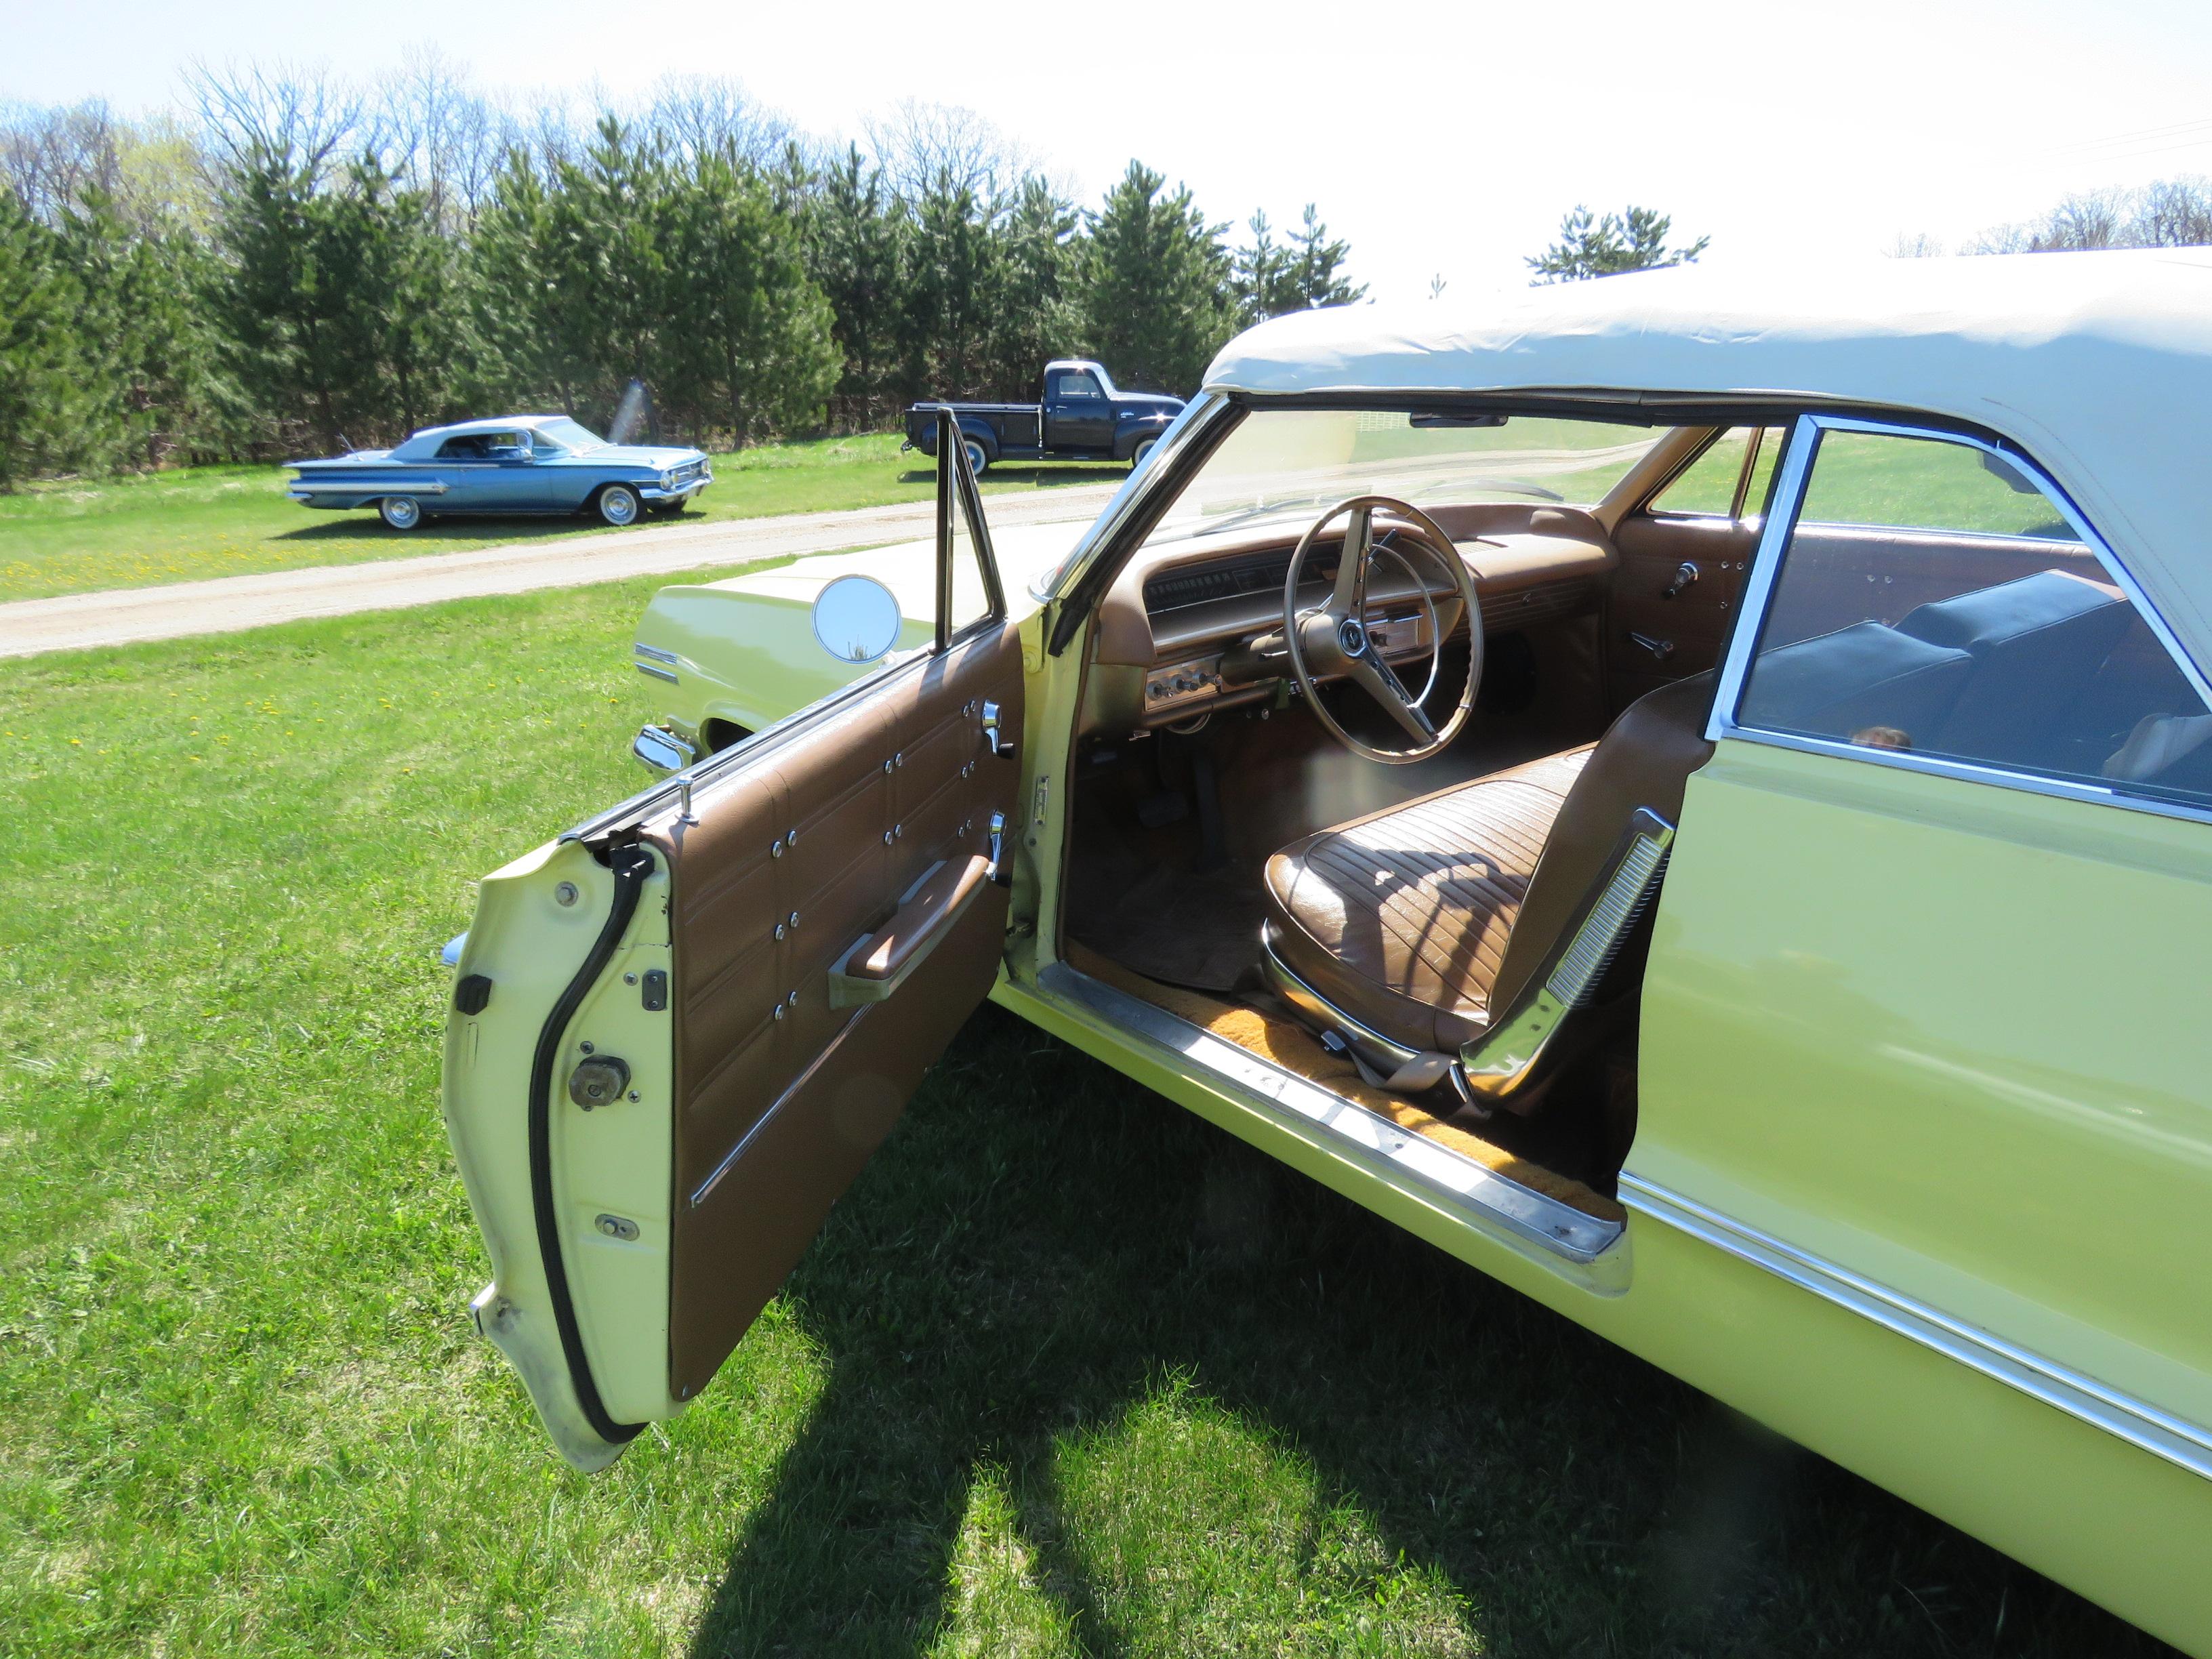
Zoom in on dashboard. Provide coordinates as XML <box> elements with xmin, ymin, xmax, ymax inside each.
<box><xmin>1082</xmin><ymin>503</ymin><xmax>1618</xmax><ymax>735</ymax></box>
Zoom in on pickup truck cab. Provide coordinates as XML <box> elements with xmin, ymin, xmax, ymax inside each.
<box><xmin>901</xmin><ymin>359</ymin><xmax>1183</xmax><ymax>475</ymax></box>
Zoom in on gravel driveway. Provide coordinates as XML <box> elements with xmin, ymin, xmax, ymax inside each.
<box><xmin>0</xmin><ymin>485</ymin><xmax>1122</xmax><ymax>659</ymax></box>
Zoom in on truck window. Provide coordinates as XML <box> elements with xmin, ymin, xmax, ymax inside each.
<box><xmin>1053</xmin><ymin>371</ymin><xmax>1102</xmax><ymax>401</ymax></box>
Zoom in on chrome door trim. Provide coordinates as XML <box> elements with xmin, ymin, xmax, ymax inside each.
<box><xmin>1038</xmin><ymin>962</ymin><xmax>1624</xmax><ymax>1267</ymax></box>
<box><xmin>1704</xmin><ymin>412</ymin><xmax>2212</xmax><ymax>832</ymax></box>
<box><xmin>1618</xmin><ymin>1170</ymin><xmax>2212</xmax><ymax>1483</ymax></box>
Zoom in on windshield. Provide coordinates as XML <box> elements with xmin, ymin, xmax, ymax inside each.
<box><xmin>1146</xmin><ymin>408</ymin><xmax>1665</xmax><ymax>544</ymax></box>
<box><xmin>535</xmin><ymin>417</ymin><xmax>607</xmax><ymax>455</ymax></box>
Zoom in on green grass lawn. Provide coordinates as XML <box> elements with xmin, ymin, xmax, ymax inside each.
<box><xmin>0</xmin><ymin>433</ymin><xmax>1115</xmax><ymax>604</ymax></box>
<box><xmin>0</xmin><ymin>590</ymin><xmax>2175</xmax><ymax>1657</ymax></box>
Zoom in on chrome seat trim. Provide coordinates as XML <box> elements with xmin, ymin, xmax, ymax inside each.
<box><xmin>1260</xmin><ymin>929</ymin><xmax>1424</xmax><ymax>1073</ymax></box>
<box><xmin>1461</xmin><ymin>808</ymin><xmax>1675</xmax><ymax>1106</ymax></box>
<box><xmin>1619</xmin><ymin>1170</ymin><xmax>2212</xmax><ymax>1483</ymax></box>
<box><xmin>1040</xmin><ymin>961</ymin><xmax>1622</xmax><ymax>1266</ymax></box>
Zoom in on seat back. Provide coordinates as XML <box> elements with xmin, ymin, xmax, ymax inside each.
<box><xmin>1893</xmin><ymin>568</ymin><xmax>2132</xmax><ymax>764</ymax></box>
<box><xmin>1488</xmin><ymin>674</ymin><xmax>1717</xmax><ymax>1019</ymax></box>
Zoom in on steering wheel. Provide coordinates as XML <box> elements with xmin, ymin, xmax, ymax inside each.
<box><xmin>1282</xmin><ymin>495</ymin><xmax>1483</xmax><ymax>764</ymax></box>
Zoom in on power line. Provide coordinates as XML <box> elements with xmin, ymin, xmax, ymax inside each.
<box><xmin>2041</xmin><ymin>115</ymin><xmax>2212</xmax><ymax>161</ymax></box>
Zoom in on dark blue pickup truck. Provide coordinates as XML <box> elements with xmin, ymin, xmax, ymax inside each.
<box><xmin>902</xmin><ymin>359</ymin><xmax>1183</xmax><ymax>476</ymax></box>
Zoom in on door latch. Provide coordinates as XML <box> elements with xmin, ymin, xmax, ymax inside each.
<box><xmin>568</xmin><ymin>1054</ymin><xmax>632</xmax><ymax>1109</ymax></box>
<box><xmin>1627</xmin><ymin>631</ymin><xmax>1677</xmax><ymax>662</ymax></box>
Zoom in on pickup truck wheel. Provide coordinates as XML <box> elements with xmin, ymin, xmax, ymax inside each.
<box><xmin>378</xmin><ymin>496</ymin><xmax>422</xmax><ymax>531</ymax></box>
<box><xmin>1131</xmin><ymin>436</ymin><xmax>1158</xmax><ymax>471</ymax></box>
<box><xmin>962</xmin><ymin>438</ymin><xmax>991</xmax><ymax>477</ymax></box>
<box><xmin>596</xmin><ymin>485</ymin><xmax>641</xmax><ymax>527</ymax></box>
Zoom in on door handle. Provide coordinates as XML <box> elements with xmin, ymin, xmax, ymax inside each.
<box><xmin>1661</xmin><ymin>561</ymin><xmax>1700</xmax><ymax>600</ymax></box>
<box><xmin>1627</xmin><ymin>632</ymin><xmax>1676</xmax><ymax>662</ymax></box>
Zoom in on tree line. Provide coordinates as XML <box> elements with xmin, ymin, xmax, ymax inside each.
<box><xmin>0</xmin><ymin>67</ymin><xmax>1364</xmax><ymax>489</ymax></box>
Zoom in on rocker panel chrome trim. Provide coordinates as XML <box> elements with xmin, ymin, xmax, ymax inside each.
<box><xmin>1618</xmin><ymin>1170</ymin><xmax>2212</xmax><ymax>1483</ymax></box>
<box><xmin>1040</xmin><ymin>962</ymin><xmax>1622</xmax><ymax>1266</ymax></box>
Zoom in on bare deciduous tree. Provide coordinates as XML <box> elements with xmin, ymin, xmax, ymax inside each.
<box><xmin>187</xmin><ymin>60</ymin><xmax>365</xmax><ymax>177</ymax></box>
<box><xmin>1901</xmin><ymin>176</ymin><xmax>2212</xmax><ymax>258</ymax></box>
<box><xmin>863</xmin><ymin>100</ymin><xmax>1033</xmax><ymax>205</ymax></box>
<box><xmin>647</xmin><ymin>75</ymin><xmax>792</xmax><ymax>170</ymax></box>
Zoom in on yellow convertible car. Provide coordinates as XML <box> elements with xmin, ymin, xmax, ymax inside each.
<box><xmin>443</xmin><ymin>249</ymin><xmax>2212</xmax><ymax>1654</ymax></box>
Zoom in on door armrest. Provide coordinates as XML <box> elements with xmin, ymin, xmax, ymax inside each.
<box><xmin>829</xmin><ymin>855</ymin><xmax>991</xmax><ymax>1008</ymax></box>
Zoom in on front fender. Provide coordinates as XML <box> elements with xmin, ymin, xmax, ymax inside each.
<box><xmin>633</xmin><ymin>586</ymin><xmax>924</xmax><ymax>740</ymax></box>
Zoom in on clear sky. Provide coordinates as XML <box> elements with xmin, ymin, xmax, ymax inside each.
<box><xmin>5</xmin><ymin>0</ymin><xmax>2209</xmax><ymax>300</ymax></box>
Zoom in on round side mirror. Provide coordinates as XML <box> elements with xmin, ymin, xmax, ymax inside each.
<box><xmin>812</xmin><ymin>574</ymin><xmax>903</xmax><ymax>664</ymax></box>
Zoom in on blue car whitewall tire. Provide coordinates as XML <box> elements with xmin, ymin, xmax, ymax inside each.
<box><xmin>598</xmin><ymin>485</ymin><xmax>641</xmax><ymax>527</ymax></box>
<box><xmin>380</xmin><ymin>496</ymin><xmax>422</xmax><ymax>531</ymax></box>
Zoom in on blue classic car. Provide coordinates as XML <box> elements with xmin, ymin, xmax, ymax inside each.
<box><xmin>286</xmin><ymin>415</ymin><xmax>713</xmax><ymax>530</ymax></box>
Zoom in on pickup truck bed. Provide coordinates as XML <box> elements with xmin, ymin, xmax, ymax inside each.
<box><xmin>903</xmin><ymin>359</ymin><xmax>1183</xmax><ymax>474</ymax></box>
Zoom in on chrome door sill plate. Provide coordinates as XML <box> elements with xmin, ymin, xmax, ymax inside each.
<box><xmin>1620</xmin><ymin>1171</ymin><xmax>2212</xmax><ymax>1484</ymax></box>
<box><xmin>1038</xmin><ymin>962</ymin><xmax>1622</xmax><ymax>1265</ymax></box>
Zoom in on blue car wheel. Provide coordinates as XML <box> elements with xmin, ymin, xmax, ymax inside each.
<box><xmin>597</xmin><ymin>485</ymin><xmax>641</xmax><ymax>527</ymax></box>
<box><xmin>380</xmin><ymin>496</ymin><xmax>422</xmax><ymax>531</ymax></box>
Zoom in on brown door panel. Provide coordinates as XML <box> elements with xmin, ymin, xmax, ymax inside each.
<box><xmin>1757</xmin><ymin>525</ymin><xmax>2108</xmax><ymax>651</ymax></box>
<box><xmin>644</xmin><ymin>620</ymin><xmax>1023</xmax><ymax>1399</ymax></box>
<box><xmin>1607</xmin><ymin>515</ymin><xmax>1759</xmax><ymax>699</ymax></box>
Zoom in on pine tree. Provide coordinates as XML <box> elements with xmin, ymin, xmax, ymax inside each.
<box><xmin>1527</xmin><ymin>205</ymin><xmax>1708</xmax><ymax>283</ymax></box>
<box><xmin>903</xmin><ymin>169</ymin><xmax>1000</xmax><ymax>401</ymax></box>
<box><xmin>661</xmin><ymin>145</ymin><xmax>840</xmax><ymax>442</ymax></box>
<box><xmin>1078</xmin><ymin>161</ymin><xmax>1233</xmax><ymax>394</ymax></box>
<box><xmin>0</xmin><ymin>188</ymin><xmax>86</xmax><ymax>489</ymax></box>
<box><xmin>62</xmin><ymin>190</ymin><xmax>196</xmax><ymax>469</ymax></box>
<box><xmin>1232</xmin><ymin>204</ymin><xmax>1364</xmax><ymax>324</ymax></box>
<box><xmin>802</xmin><ymin>146</ymin><xmax>911</xmax><ymax>426</ymax></box>
<box><xmin>980</xmin><ymin>177</ymin><xmax>1080</xmax><ymax>398</ymax></box>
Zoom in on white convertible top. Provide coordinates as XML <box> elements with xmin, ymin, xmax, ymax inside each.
<box><xmin>1206</xmin><ymin>249</ymin><xmax>2212</xmax><ymax>663</ymax></box>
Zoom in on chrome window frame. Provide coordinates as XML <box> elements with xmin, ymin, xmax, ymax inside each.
<box><xmin>1707</xmin><ymin>411</ymin><xmax>2212</xmax><ymax>829</ymax></box>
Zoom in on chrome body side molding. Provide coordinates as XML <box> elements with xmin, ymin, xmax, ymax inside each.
<box><xmin>1618</xmin><ymin>1170</ymin><xmax>2212</xmax><ymax>1483</ymax></box>
<box><xmin>1038</xmin><ymin>962</ymin><xmax>1624</xmax><ymax>1268</ymax></box>
<box><xmin>286</xmin><ymin>477</ymin><xmax>451</xmax><ymax>497</ymax></box>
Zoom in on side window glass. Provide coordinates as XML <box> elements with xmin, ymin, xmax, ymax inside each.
<box><xmin>937</xmin><ymin>415</ymin><xmax>1003</xmax><ymax>643</ymax></box>
<box><xmin>1737</xmin><ymin>426</ymin><xmax>2212</xmax><ymax>808</ymax></box>
<box><xmin>1649</xmin><ymin>426</ymin><xmax>1788</xmax><ymax>519</ymax></box>
<box><xmin>1740</xmin><ymin>426</ymin><xmax>1784</xmax><ymax>523</ymax></box>
<box><xmin>1650</xmin><ymin>428</ymin><xmax>1752</xmax><ymax>516</ymax></box>
<box><xmin>1057</xmin><ymin>373</ymin><xmax>1100</xmax><ymax>401</ymax></box>
<box><xmin>947</xmin><ymin>468</ymin><xmax>993</xmax><ymax>634</ymax></box>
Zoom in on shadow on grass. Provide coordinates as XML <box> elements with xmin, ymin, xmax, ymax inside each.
<box><xmin>682</xmin><ymin>1007</ymin><xmax>2175</xmax><ymax>1658</ymax></box>
<box><xmin>272</xmin><ymin>512</ymin><xmax>617</xmax><ymax>546</ymax></box>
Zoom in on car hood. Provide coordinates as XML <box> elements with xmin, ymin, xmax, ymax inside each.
<box><xmin>1120</xmin><ymin>394</ymin><xmax>1185</xmax><ymax>415</ymax></box>
<box><xmin>569</xmin><ymin>444</ymin><xmax>706</xmax><ymax>468</ymax></box>
<box><xmin>667</xmin><ymin>519</ymin><xmax>1080</xmax><ymax>624</ymax></box>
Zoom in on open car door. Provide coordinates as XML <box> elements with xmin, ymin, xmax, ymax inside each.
<box><xmin>443</xmin><ymin>414</ymin><xmax>1019</xmax><ymax>1469</ymax></box>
